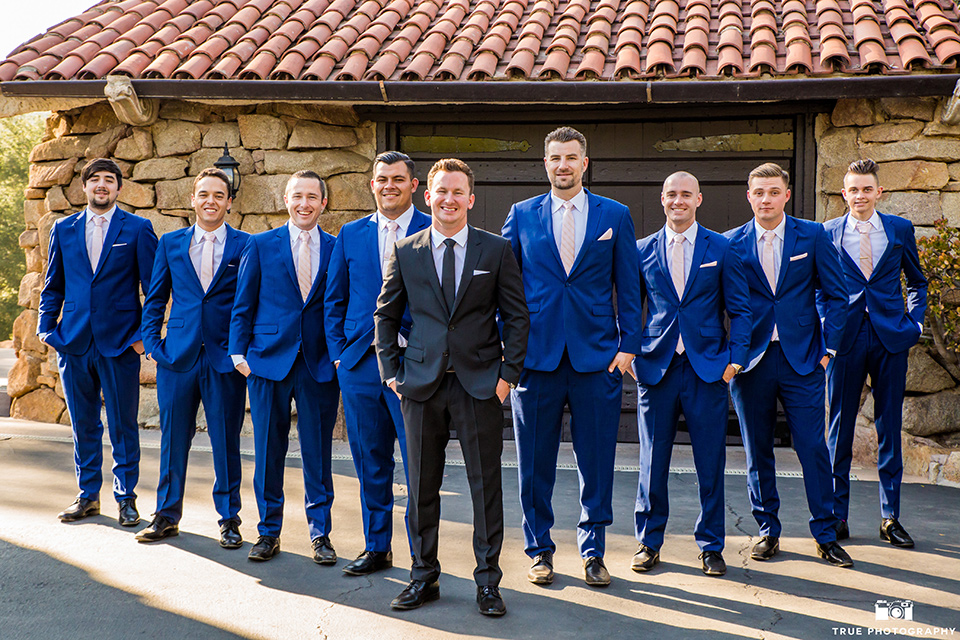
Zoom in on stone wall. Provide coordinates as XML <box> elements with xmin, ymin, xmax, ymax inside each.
<box><xmin>7</xmin><ymin>100</ymin><xmax>376</xmax><ymax>432</ymax></box>
<box><xmin>817</xmin><ymin>96</ymin><xmax>960</xmax><ymax>486</ymax></box>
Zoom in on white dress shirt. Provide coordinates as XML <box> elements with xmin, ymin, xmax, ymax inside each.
<box><xmin>85</xmin><ymin>205</ymin><xmax>116</xmax><ymax>260</ymax></box>
<box><xmin>664</xmin><ymin>222</ymin><xmax>699</xmax><ymax>288</ymax></box>
<box><xmin>378</xmin><ymin>206</ymin><xmax>414</xmax><ymax>272</ymax></box>
<box><xmin>288</xmin><ymin>220</ymin><xmax>321</xmax><ymax>284</ymax></box>
<box><xmin>188</xmin><ymin>223</ymin><xmax>227</xmax><ymax>279</ymax></box>
<box><xmin>431</xmin><ymin>225</ymin><xmax>468</xmax><ymax>296</ymax></box>
<box><xmin>551</xmin><ymin>188</ymin><xmax>588</xmax><ymax>258</ymax></box>
<box><xmin>842</xmin><ymin>211</ymin><xmax>887</xmax><ymax>273</ymax></box>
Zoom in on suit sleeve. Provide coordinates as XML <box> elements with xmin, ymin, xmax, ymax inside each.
<box><xmin>374</xmin><ymin>248</ymin><xmax>407</xmax><ymax>382</ymax></box>
<box><xmin>141</xmin><ymin>239</ymin><xmax>171</xmax><ymax>357</ymax></box>
<box><xmin>814</xmin><ymin>223</ymin><xmax>848</xmax><ymax>352</ymax></box>
<box><xmin>496</xmin><ymin>240</ymin><xmax>529</xmax><ymax>384</ymax></box>
<box><xmin>721</xmin><ymin>243</ymin><xmax>752</xmax><ymax>367</ymax></box>
<box><xmin>38</xmin><ymin>221</ymin><xmax>65</xmax><ymax>336</ymax></box>
<box><xmin>500</xmin><ymin>204</ymin><xmax>523</xmax><ymax>271</ymax></box>
<box><xmin>901</xmin><ymin>222</ymin><xmax>928</xmax><ymax>326</ymax></box>
<box><xmin>613</xmin><ymin>207</ymin><xmax>643</xmax><ymax>355</ymax></box>
<box><xmin>229</xmin><ymin>235</ymin><xmax>260</xmax><ymax>358</ymax></box>
<box><xmin>323</xmin><ymin>233</ymin><xmax>349</xmax><ymax>362</ymax></box>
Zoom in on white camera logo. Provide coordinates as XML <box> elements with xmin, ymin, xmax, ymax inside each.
<box><xmin>875</xmin><ymin>600</ymin><xmax>914</xmax><ymax>621</ymax></box>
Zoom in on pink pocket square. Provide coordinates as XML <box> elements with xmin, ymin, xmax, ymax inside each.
<box><xmin>598</xmin><ymin>228</ymin><xmax>613</xmax><ymax>241</ymax></box>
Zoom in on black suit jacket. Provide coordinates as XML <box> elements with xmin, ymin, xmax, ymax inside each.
<box><xmin>375</xmin><ymin>225</ymin><xmax>529</xmax><ymax>402</ymax></box>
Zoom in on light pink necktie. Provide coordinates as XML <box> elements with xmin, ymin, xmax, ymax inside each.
<box><xmin>857</xmin><ymin>221</ymin><xmax>873</xmax><ymax>280</ymax></box>
<box><xmin>560</xmin><ymin>201</ymin><xmax>576</xmax><ymax>275</ymax></box>
<box><xmin>199</xmin><ymin>231</ymin><xmax>216</xmax><ymax>291</ymax></box>
<box><xmin>298</xmin><ymin>230</ymin><xmax>312</xmax><ymax>302</ymax></box>
<box><xmin>672</xmin><ymin>235</ymin><xmax>686</xmax><ymax>354</ymax></box>
<box><xmin>383</xmin><ymin>220</ymin><xmax>399</xmax><ymax>274</ymax></box>
<box><xmin>761</xmin><ymin>231</ymin><xmax>777</xmax><ymax>293</ymax></box>
<box><xmin>90</xmin><ymin>215</ymin><xmax>106</xmax><ymax>271</ymax></box>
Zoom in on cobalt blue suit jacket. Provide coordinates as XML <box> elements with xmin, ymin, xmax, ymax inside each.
<box><xmin>634</xmin><ymin>225</ymin><xmax>752</xmax><ymax>385</ymax></box>
<box><xmin>726</xmin><ymin>215</ymin><xmax>848</xmax><ymax>376</ymax></box>
<box><xmin>39</xmin><ymin>207</ymin><xmax>158</xmax><ymax>357</ymax></box>
<box><xmin>229</xmin><ymin>224</ymin><xmax>336</xmax><ymax>383</ymax></box>
<box><xmin>142</xmin><ymin>224</ymin><xmax>250</xmax><ymax>374</ymax></box>
<box><xmin>501</xmin><ymin>189</ymin><xmax>643</xmax><ymax>372</ymax></box>
<box><xmin>324</xmin><ymin>208</ymin><xmax>431</xmax><ymax>370</ymax></box>
<box><xmin>819</xmin><ymin>212</ymin><xmax>927</xmax><ymax>355</ymax></box>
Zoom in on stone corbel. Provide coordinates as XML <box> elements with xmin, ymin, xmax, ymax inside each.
<box><xmin>103</xmin><ymin>75</ymin><xmax>158</xmax><ymax>126</ymax></box>
<box><xmin>942</xmin><ymin>78</ymin><xmax>960</xmax><ymax>125</ymax></box>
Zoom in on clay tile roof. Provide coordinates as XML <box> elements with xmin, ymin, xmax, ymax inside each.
<box><xmin>3</xmin><ymin>0</ymin><xmax>960</xmax><ymax>84</ymax></box>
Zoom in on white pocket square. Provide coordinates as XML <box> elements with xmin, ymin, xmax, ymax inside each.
<box><xmin>112</xmin><ymin>242</ymin><xmax>127</xmax><ymax>247</ymax></box>
<box><xmin>789</xmin><ymin>252</ymin><xmax>808</xmax><ymax>261</ymax></box>
<box><xmin>700</xmin><ymin>261</ymin><xmax>718</xmax><ymax>268</ymax></box>
<box><xmin>473</xmin><ymin>269</ymin><xmax>490</xmax><ymax>276</ymax></box>
<box><xmin>598</xmin><ymin>228</ymin><xmax>613</xmax><ymax>241</ymax></box>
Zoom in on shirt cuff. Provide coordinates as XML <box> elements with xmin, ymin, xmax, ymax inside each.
<box><xmin>826</xmin><ymin>348</ymin><xmax>837</xmax><ymax>357</ymax></box>
<box><xmin>385</xmin><ymin>377</ymin><xmax>396</xmax><ymax>386</ymax></box>
<box><xmin>397</xmin><ymin>334</ymin><xmax>408</xmax><ymax>348</ymax></box>
<box><xmin>230</xmin><ymin>354</ymin><xmax>247</xmax><ymax>367</ymax></box>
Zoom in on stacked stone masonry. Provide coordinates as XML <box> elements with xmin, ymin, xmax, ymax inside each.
<box><xmin>9</xmin><ymin>100</ymin><xmax>376</xmax><ymax>436</ymax></box>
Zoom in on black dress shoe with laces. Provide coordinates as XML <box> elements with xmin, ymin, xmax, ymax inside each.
<box><xmin>342</xmin><ymin>550</ymin><xmax>392</xmax><ymax>575</ymax></box>
<box><xmin>58</xmin><ymin>498</ymin><xmax>100</xmax><ymax>522</ymax></box>
<box><xmin>135</xmin><ymin>515</ymin><xmax>179</xmax><ymax>543</ymax></box>
<box><xmin>248</xmin><ymin>535</ymin><xmax>280</xmax><ymax>561</ymax></box>
<box><xmin>477</xmin><ymin>586</ymin><xmax>506</xmax><ymax>616</ymax></box>
<box><xmin>751</xmin><ymin>536</ymin><xmax>780</xmax><ymax>560</ymax></box>
<box><xmin>118</xmin><ymin>498</ymin><xmax>140</xmax><ymax>527</ymax></box>
<box><xmin>836</xmin><ymin>519</ymin><xmax>850</xmax><ymax>540</ymax></box>
<box><xmin>584</xmin><ymin>556</ymin><xmax>611</xmax><ymax>587</ymax></box>
<box><xmin>880</xmin><ymin>518</ymin><xmax>914</xmax><ymax>548</ymax></box>
<box><xmin>700</xmin><ymin>550</ymin><xmax>727</xmax><ymax>576</ymax></box>
<box><xmin>816</xmin><ymin>540</ymin><xmax>854</xmax><ymax>567</ymax></box>
<box><xmin>219</xmin><ymin>520</ymin><xmax>243</xmax><ymax>549</ymax></box>
<box><xmin>631</xmin><ymin>544</ymin><xmax>660</xmax><ymax>572</ymax></box>
<box><xmin>311</xmin><ymin>536</ymin><xmax>337</xmax><ymax>565</ymax></box>
<box><xmin>527</xmin><ymin>551</ymin><xmax>554</xmax><ymax>585</ymax></box>
<box><xmin>390</xmin><ymin>580</ymin><xmax>440</xmax><ymax>610</ymax></box>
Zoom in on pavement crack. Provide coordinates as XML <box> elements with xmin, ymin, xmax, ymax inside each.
<box><xmin>336</xmin><ymin>575</ymin><xmax>374</xmax><ymax>599</ymax></box>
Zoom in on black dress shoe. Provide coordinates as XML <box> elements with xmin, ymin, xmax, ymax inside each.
<box><xmin>477</xmin><ymin>586</ymin><xmax>506</xmax><ymax>616</ymax></box>
<box><xmin>751</xmin><ymin>536</ymin><xmax>780</xmax><ymax>561</ymax></box>
<box><xmin>219</xmin><ymin>520</ymin><xmax>243</xmax><ymax>549</ymax></box>
<box><xmin>343</xmin><ymin>550</ymin><xmax>393</xmax><ymax>575</ymax></box>
<box><xmin>58</xmin><ymin>498</ymin><xmax>100</xmax><ymax>522</ymax></box>
<box><xmin>527</xmin><ymin>551</ymin><xmax>554</xmax><ymax>585</ymax></box>
<box><xmin>880</xmin><ymin>518</ymin><xmax>915</xmax><ymax>548</ymax></box>
<box><xmin>836</xmin><ymin>520</ymin><xmax>850</xmax><ymax>541</ymax></box>
<box><xmin>312</xmin><ymin>536</ymin><xmax>337</xmax><ymax>565</ymax></box>
<box><xmin>700</xmin><ymin>551</ymin><xmax>727</xmax><ymax>576</ymax></box>
<box><xmin>248</xmin><ymin>535</ymin><xmax>280</xmax><ymax>561</ymax></box>
<box><xmin>135</xmin><ymin>515</ymin><xmax>179</xmax><ymax>543</ymax></box>
<box><xmin>816</xmin><ymin>540</ymin><xmax>854</xmax><ymax>567</ymax></box>
<box><xmin>390</xmin><ymin>580</ymin><xmax>440</xmax><ymax>610</ymax></box>
<box><xmin>631</xmin><ymin>544</ymin><xmax>660</xmax><ymax>572</ymax></box>
<box><xmin>584</xmin><ymin>556</ymin><xmax>611</xmax><ymax>587</ymax></box>
<box><xmin>118</xmin><ymin>498</ymin><xmax>140</xmax><ymax>527</ymax></box>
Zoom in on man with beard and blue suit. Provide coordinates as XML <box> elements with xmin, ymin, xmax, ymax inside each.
<box><xmin>726</xmin><ymin>162</ymin><xmax>853</xmax><ymax>568</ymax></box>
<box><xmin>138</xmin><ymin>168</ymin><xmax>249</xmax><ymax>548</ymax></box>
<box><xmin>39</xmin><ymin>158</ymin><xmax>157</xmax><ymax>527</ymax></box>
<box><xmin>502</xmin><ymin>127</ymin><xmax>643</xmax><ymax>587</ymax></box>
<box><xmin>229</xmin><ymin>170</ymin><xmax>339</xmax><ymax>564</ymax></box>
<box><xmin>324</xmin><ymin>151</ymin><xmax>431</xmax><ymax>575</ymax></box>
<box><xmin>631</xmin><ymin>172</ymin><xmax>751</xmax><ymax>577</ymax></box>
<box><xmin>821</xmin><ymin>158</ymin><xmax>927</xmax><ymax>549</ymax></box>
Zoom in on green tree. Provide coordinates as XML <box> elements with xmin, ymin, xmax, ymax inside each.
<box><xmin>0</xmin><ymin>113</ymin><xmax>45</xmax><ymax>340</ymax></box>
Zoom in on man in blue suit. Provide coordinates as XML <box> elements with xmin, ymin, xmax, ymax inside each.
<box><xmin>138</xmin><ymin>168</ymin><xmax>249</xmax><ymax>548</ymax></box>
<box><xmin>38</xmin><ymin>158</ymin><xmax>158</xmax><ymax>526</ymax></box>
<box><xmin>631</xmin><ymin>172</ymin><xmax>751</xmax><ymax>577</ymax></box>
<box><xmin>324</xmin><ymin>152</ymin><xmax>430</xmax><ymax>575</ymax></box>
<box><xmin>822</xmin><ymin>158</ymin><xmax>927</xmax><ymax>548</ymax></box>
<box><xmin>726</xmin><ymin>162</ymin><xmax>853</xmax><ymax>568</ymax></box>
<box><xmin>229</xmin><ymin>170</ymin><xmax>339</xmax><ymax>564</ymax></box>
<box><xmin>502</xmin><ymin>127</ymin><xmax>643</xmax><ymax>587</ymax></box>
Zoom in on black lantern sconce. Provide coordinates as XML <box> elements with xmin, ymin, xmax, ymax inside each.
<box><xmin>213</xmin><ymin>143</ymin><xmax>241</xmax><ymax>199</ymax></box>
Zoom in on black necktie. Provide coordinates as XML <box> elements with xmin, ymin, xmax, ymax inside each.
<box><xmin>442</xmin><ymin>238</ymin><xmax>456</xmax><ymax>314</ymax></box>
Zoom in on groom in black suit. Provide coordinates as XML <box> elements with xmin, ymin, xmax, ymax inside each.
<box><xmin>375</xmin><ymin>158</ymin><xmax>528</xmax><ymax>616</ymax></box>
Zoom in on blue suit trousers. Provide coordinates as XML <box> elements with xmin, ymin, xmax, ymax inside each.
<box><xmin>155</xmin><ymin>349</ymin><xmax>246</xmax><ymax>525</ymax></box>
<box><xmin>730</xmin><ymin>343</ymin><xmax>838</xmax><ymax>543</ymax></box>
<box><xmin>248</xmin><ymin>354</ymin><xmax>339</xmax><ymax>540</ymax></box>
<box><xmin>827</xmin><ymin>318</ymin><xmax>907</xmax><ymax>521</ymax></box>
<box><xmin>635</xmin><ymin>353</ymin><xmax>727</xmax><ymax>552</ymax></box>
<box><xmin>58</xmin><ymin>344</ymin><xmax>141</xmax><ymax>501</ymax></box>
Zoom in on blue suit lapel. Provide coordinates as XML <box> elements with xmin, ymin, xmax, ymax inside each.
<box><xmin>682</xmin><ymin>226</ymin><xmax>710</xmax><ymax>301</ymax></box>
<box><xmin>871</xmin><ymin>212</ymin><xmax>897</xmax><ymax>278</ymax></box>
<box><xmin>408</xmin><ymin>208</ymin><xmax>431</xmax><ymax>235</ymax></box>
<box><xmin>835</xmin><ymin>216</ymin><xmax>865</xmax><ymax>279</ymax></box>
<box><xmin>537</xmin><ymin>193</ymin><xmax>565</xmax><ymax>273</ymax></box>
<box><xmin>654</xmin><ymin>228</ymin><xmax>678</xmax><ymax>303</ymax></box>
<box><xmin>207</xmin><ymin>225</ymin><xmax>242</xmax><ymax>293</ymax></box>
<box><xmin>93</xmin><ymin>209</ymin><xmax>126</xmax><ymax>278</ymax></box>
<box><xmin>777</xmin><ymin>216</ymin><xmax>798</xmax><ymax>291</ymax></box>
<box><xmin>743</xmin><ymin>223</ymin><xmax>770</xmax><ymax>293</ymax></box>
<box><xmin>72</xmin><ymin>212</ymin><xmax>93</xmax><ymax>277</ymax></box>
<box><xmin>174</xmin><ymin>227</ymin><xmax>204</xmax><ymax>294</ymax></box>
<box><xmin>274</xmin><ymin>224</ymin><xmax>300</xmax><ymax>296</ymax></box>
<box><xmin>305</xmin><ymin>232</ymin><xmax>329</xmax><ymax>304</ymax></box>
<box><xmin>358</xmin><ymin>214</ymin><xmax>380</xmax><ymax>277</ymax></box>
<box><xmin>569</xmin><ymin>191</ymin><xmax>602</xmax><ymax>276</ymax></box>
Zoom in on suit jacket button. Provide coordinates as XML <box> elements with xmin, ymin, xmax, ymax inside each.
<box><xmin>442</xmin><ymin>351</ymin><xmax>449</xmax><ymax>357</ymax></box>
<box><xmin>448</xmin><ymin>325</ymin><xmax>455</xmax><ymax>331</ymax></box>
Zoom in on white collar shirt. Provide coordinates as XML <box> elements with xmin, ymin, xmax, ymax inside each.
<box><xmin>842</xmin><ymin>211</ymin><xmax>887</xmax><ymax>272</ymax></box>
<box><xmin>287</xmin><ymin>220</ymin><xmax>321</xmax><ymax>283</ymax></box>
<box><xmin>550</xmin><ymin>188</ymin><xmax>588</xmax><ymax>258</ymax></box>
<box><xmin>377</xmin><ymin>205</ymin><xmax>414</xmax><ymax>270</ymax></box>
<box><xmin>430</xmin><ymin>225</ymin><xmax>469</xmax><ymax>297</ymax></box>
<box><xmin>189</xmin><ymin>223</ymin><xmax>228</xmax><ymax>279</ymax></box>
<box><xmin>84</xmin><ymin>205</ymin><xmax>117</xmax><ymax>258</ymax></box>
<box><xmin>663</xmin><ymin>222</ymin><xmax>699</xmax><ymax>286</ymax></box>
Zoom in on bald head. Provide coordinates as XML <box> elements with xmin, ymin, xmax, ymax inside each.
<box><xmin>663</xmin><ymin>171</ymin><xmax>700</xmax><ymax>194</ymax></box>
<box><xmin>661</xmin><ymin>171</ymin><xmax>702</xmax><ymax>233</ymax></box>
